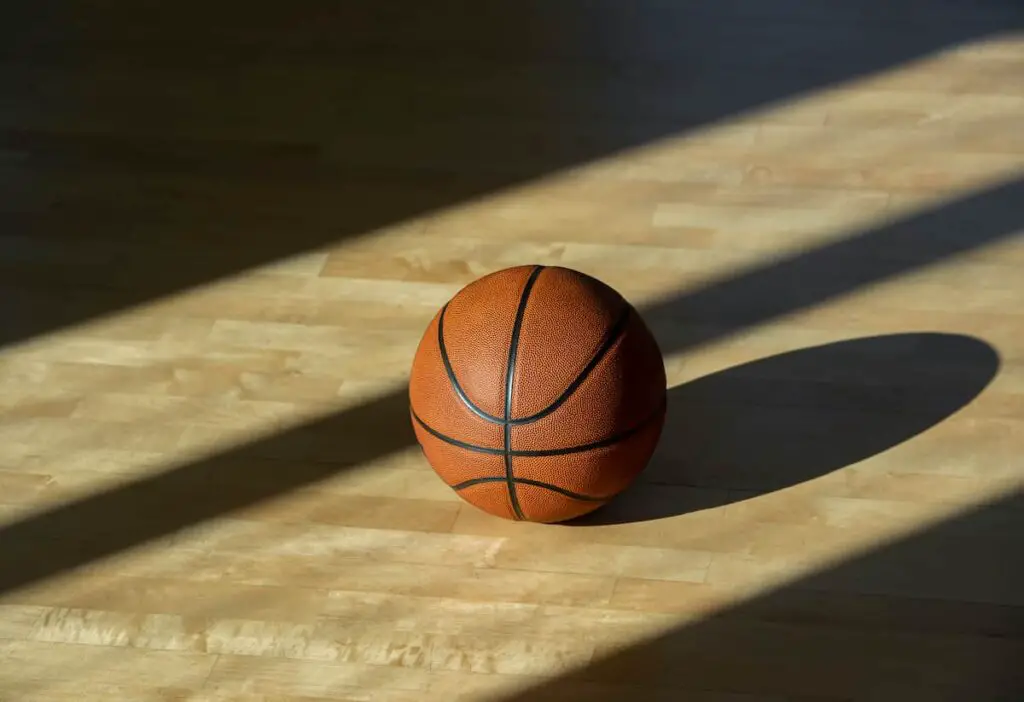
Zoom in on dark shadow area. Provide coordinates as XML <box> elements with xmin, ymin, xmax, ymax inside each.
<box><xmin>643</xmin><ymin>177</ymin><xmax>1024</xmax><ymax>354</ymax></box>
<box><xmin>2</xmin><ymin>1</ymin><xmax>1022</xmax><ymax>347</ymax></box>
<box><xmin>0</xmin><ymin>176</ymin><xmax>1020</xmax><ymax>595</ymax></box>
<box><xmin>578</xmin><ymin>332</ymin><xmax>1001</xmax><ymax>526</ymax></box>
<box><xmin>496</xmin><ymin>489</ymin><xmax>1024</xmax><ymax>701</ymax></box>
<box><xmin>0</xmin><ymin>390</ymin><xmax>416</xmax><ymax>594</ymax></box>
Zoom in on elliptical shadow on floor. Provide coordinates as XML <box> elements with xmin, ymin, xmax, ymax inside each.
<box><xmin>573</xmin><ymin>332</ymin><xmax>999</xmax><ymax>526</ymax></box>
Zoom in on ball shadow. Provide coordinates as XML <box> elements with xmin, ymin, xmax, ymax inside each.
<box><xmin>574</xmin><ymin>332</ymin><xmax>1000</xmax><ymax>526</ymax></box>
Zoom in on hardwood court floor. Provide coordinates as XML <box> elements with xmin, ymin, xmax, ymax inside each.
<box><xmin>1</xmin><ymin>2</ymin><xmax>1023</xmax><ymax>700</ymax></box>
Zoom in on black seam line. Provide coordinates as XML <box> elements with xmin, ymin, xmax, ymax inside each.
<box><xmin>513</xmin><ymin>303</ymin><xmax>632</xmax><ymax>425</ymax></box>
<box><xmin>410</xmin><ymin>398</ymin><xmax>665</xmax><ymax>458</ymax></box>
<box><xmin>450</xmin><ymin>476</ymin><xmax>607</xmax><ymax>502</ymax></box>
<box><xmin>504</xmin><ymin>265</ymin><xmax>545</xmax><ymax>520</ymax></box>
<box><xmin>437</xmin><ymin>302</ymin><xmax>505</xmax><ymax>424</ymax></box>
<box><xmin>437</xmin><ymin>294</ymin><xmax>632</xmax><ymax>429</ymax></box>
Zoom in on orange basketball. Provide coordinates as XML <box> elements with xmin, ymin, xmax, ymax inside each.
<box><xmin>408</xmin><ymin>264</ymin><xmax>667</xmax><ymax>523</ymax></box>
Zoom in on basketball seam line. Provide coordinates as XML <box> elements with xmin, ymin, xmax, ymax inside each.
<box><xmin>409</xmin><ymin>398</ymin><xmax>665</xmax><ymax>457</ymax></box>
<box><xmin>437</xmin><ymin>289</ymin><xmax>632</xmax><ymax>427</ymax></box>
<box><xmin>438</xmin><ymin>306</ymin><xmax>505</xmax><ymax>424</ymax></box>
<box><xmin>503</xmin><ymin>265</ymin><xmax>545</xmax><ymax>520</ymax></box>
<box><xmin>449</xmin><ymin>476</ymin><xmax>607</xmax><ymax>502</ymax></box>
<box><xmin>520</xmin><ymin>304</ymin><xmax>632</xmax><ymax>424</ymax></box>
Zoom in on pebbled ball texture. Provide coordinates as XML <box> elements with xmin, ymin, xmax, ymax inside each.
<box><xmin>408</xmin><ymin>264</ymin><xmax>667</xmax><ymax>523</ymax></box>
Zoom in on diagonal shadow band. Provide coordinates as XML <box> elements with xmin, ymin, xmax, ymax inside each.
<box><xmin>491</xmin><ymin>488</ymin><xmax>1024</xmax><ymax>701</ymax></box>
<box><xmin>2</xmin><ymin>0</ymin><xmax>1020</xmax><ymax>349</ymax></box>
<box><xmin>0</xmin><ymin>176</ymin><xmax>1020</xmax><ymax>596</ymax></box>
<box><xmin>642</xmin><ymin>177</ymin><xmax>1024</xmax><ymax>353</ymax></box>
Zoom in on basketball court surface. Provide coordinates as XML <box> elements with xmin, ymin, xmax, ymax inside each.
<box><xmin>1</xmin><ymin>2</ymin><xmax>1023</xmax><ymax>700</ymax></box>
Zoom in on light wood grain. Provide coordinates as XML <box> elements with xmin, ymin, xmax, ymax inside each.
<box><xmin>1</xmin><ymin>2</ymin><xmax>1023</xmax><ymax>700</ymax></box>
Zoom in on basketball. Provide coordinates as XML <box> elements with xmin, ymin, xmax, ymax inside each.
<box><xmin>408</xmin><ymin>264</ymin><xmax>667</xmax><ymax>523</ymax></box>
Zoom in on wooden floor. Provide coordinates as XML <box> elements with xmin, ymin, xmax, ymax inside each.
<box><xmin>2</xmin><ymin>2</ymin><xmax>1023</xmax><ymax>700</ymax></box>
